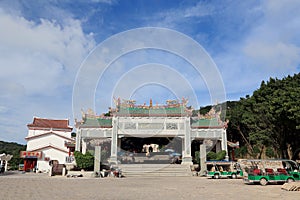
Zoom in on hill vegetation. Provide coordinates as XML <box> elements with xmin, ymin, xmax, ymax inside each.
<box><xmin>0</xmin><ymin>141</ymin><xmax>26</xmax><ymax>170</ymax></box>
<box><xmin>224</xmin><ymin>73</ymin><xmax>300</xmax><ymax>160</ymax></box>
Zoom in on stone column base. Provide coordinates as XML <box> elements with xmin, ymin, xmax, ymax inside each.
<box><xmin>181</xmin><ymin>157</ymin><xmax>193</xmax><ymax>166</ymax></box>
<box><xmin>224</xmin><ymin>155</ymin><xmax>229</xmax><ymax>161</ymax></box>
<box><xmin>109</xmin><ymin>156</ymin><xmax>118</xmax><ymax>165</ymax></box>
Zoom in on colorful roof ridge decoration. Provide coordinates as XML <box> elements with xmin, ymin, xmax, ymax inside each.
<box><xmin>191</xmin><ymin>107</ymin><xmax>228</xmax><ymax>129</ymax></box>
<box><xmin>27</xmin><ymin>117</ymin><xmax>72</xmax><ymax>130</ymax></box>
<box><xmin>76</xmin><ymin>99</ymin><xmax>228</xmax><ymax>129</ymax></box>
<box><xmin>191</xmin><ymin>118</ymin><xmax>223</xmax><ymax>128</ymax></box>
<box><xmin>75</xmin><ymin>109</ymin><xmax>112</xmax><ymax>128</ymax></box>
<box><xmin>110</xmin><ymin>97</ymin><xmax>193</xmax><ymax>117</ymax></box>
<box><xmin>82</xmin><ymin>117</ymin><xmax>112</xmax><ymax>128</ymax></box>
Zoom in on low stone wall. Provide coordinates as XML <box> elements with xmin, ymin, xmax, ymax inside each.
<box><xmin>67</xmin><ymin>170</ymin><xmax>94</xmax><ymax>178</ymax></box>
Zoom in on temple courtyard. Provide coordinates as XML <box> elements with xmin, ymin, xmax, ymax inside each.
<box><xmin>0</xmin><ymin>172</ymin><xmax>298</xmax><ymax>200</ymax></box>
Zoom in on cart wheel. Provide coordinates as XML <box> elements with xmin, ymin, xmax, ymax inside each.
<box><xmin>286</xmin><ymin>178</ymin><xmax>295</xmax><ymax>183</ymax></box>
<box><xmin>214</xmin><ymin>173</ymin><xmax>220</xmax><ymax>179</ymax></box>
<box><xmin>231</xmin><ymin>174</ymin><xmax>237</xmax><ymax>179</ymax></box>
<box><xmin>259</xmin><ymin>178</ymin><xmax>268</xmax><ymax>186</ymax></box>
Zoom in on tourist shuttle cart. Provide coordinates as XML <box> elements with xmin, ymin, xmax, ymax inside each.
<box><xmin>241</xmin><ymin>159</ymin><xmax>300</xmax><ymax>186</ymax></box>
<box><xmin>206</xmin><ymin>161</ymin><xmax>243</xmax><ymax>179</ymax></box>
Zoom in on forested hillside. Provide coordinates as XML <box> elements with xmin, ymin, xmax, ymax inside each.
<box><xmin>225</xmin><ymin>73</ymin><xmax>300</xmax><ymax>160</ymax></box>
<box><xmin>0</xmin><ymin>141</ymin><xmax>26</xmax><ymax>170</ymax></box>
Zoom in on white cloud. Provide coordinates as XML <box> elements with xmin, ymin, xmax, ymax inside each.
<box><xmin>148</xmin><ymin>0</ymin><xmax>300</xmax><ymax>80</ymax></box>
<box><xmin>147</xmin><ymin>2</ymin><xmax>215</xmax><ymax>28</ymax></box>
<box><xmin>0</xmin><ymin>106</ymin><xmax>8</xmax><ymax>114</ymax></box>
<box><xmin>0</xmin><ymin>9</ymin><xmax>95</xmax><ymax>95</ymax></box>
<box><xmin>90</xmin><ymin>0</ymin><xmax>117</xmax><ymax>4</ymax></box>
<box><xmin>183</xmin><ymin>2</ymin><xmax>215</xmax><ymax>18</ymax></box>
<box><xmin>210</xmin><ymin>0</ymin><xmax>300</xmax><ymax>102</ymax></box>
<box><xmin>242</xmin><ymin>0</ymin><xmax>300</xmax><ymax>73</ymax></box>
<box><xmin>244</xmin><ymin>42</ymin><xmax>300</xmax><ymax>72</ymax></box>
<box><xmin>0</xmin><ymin>9</ymin><xmax>95</xmax><ymax>143</ymax></box>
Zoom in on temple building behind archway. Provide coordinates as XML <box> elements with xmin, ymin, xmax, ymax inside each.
<box><xmin>75</xmin><ymin>98</ymin><xmax>228</xmax><ymax>165</ymax></box>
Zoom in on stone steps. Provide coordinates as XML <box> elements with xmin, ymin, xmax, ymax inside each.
<box><xmin>282</xmin><ymin>182</ymin><xmax>300</xmax><ymax>191</ymax></box>
<box><xmin>119</xmin><ymin>164</ymin><xmax>192</xmax><ymax>177</ymax></box>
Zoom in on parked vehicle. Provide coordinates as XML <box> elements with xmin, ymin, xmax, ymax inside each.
<box><xmin>206</xmin><ymin>161</ymin><xmax>243</xmax><ymax>179</ymax></box>
<box><xmin>241</xmin><ymin>159</ymin><xmax>300</xmax><ymax>186</ymax></box>
<box><xmin>18</xmin><ymin>164</ymin><xmax>24</xmax><ymax>171</ymax></box>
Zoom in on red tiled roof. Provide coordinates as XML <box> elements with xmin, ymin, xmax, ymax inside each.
<box><xmin>27</xmin><ymin>117</ymin><xmax>72</xmax><ymax>130</ymax></box>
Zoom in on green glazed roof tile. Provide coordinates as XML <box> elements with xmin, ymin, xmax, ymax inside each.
<box><xmin>191</xmin><ymin>118</ymin><xmax>220</xmax><ymax>127</ymax></box>
<box><xmin>81</xmin><ymin>117</ymin><xmax>112</xmax><ymax>127</ymax></box>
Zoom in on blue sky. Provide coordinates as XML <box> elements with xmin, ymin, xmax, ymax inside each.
<box><xmin>0</xmin><ymin>0</ymin><xmax>300</xmax><ymax>144</ymax></box>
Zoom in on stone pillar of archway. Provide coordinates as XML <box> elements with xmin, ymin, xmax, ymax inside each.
<box><xmin>117</xmin><ymin>138</ymin><xmax>122</xmax><ymax>152</ymax></box>
<box><xmin>82</xmin><ymin>139</ymin><xmax>87</xmax><ymax>154</ymax></box>
<box><xmin>75</xmin><ymin>129</ymin><xmax>81</xmax><ymax>151</ymax></box>
<box><xmin>199</xmin><ymin>144</ymin><xmax>207</xmax><ymax>176</ymax></box>
<box><xmin>216</xmin><ymin>141</ymin><xmax>222</xmax><ymax>152</ymax></box>
<box><xmin>0</xmin><ymin>154</ymin><xmax>13</xmax><ymax>172</ymax></box>
<box><xmin>110</xmin><ymin>117</ymin><xmax>118</xmax><ymax>164</ymax></box>
<box><xmin>221</xmin><ymin>129</ymin><xmax>229</xmax><ymax>160</ymax></box>
<box><xmin>181</xmin><ymin>117</ymin><xmax>193</xmax><ymax>165</ymax></box>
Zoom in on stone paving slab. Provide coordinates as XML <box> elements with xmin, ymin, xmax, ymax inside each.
<box><xmin>0</xmin><ymin>172</ymin><xmax>299</xmax><ymax>200</ymax></box>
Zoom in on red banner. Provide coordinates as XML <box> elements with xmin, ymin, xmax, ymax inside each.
<box><xmin>20</xmin><ymin>151</ymin><xmax>42</xmax><ymax>158</ymax></box>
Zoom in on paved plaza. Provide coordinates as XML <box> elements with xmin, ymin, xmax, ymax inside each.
<box><xmin>0</xmin><ymin>172</ymin><xmax>299</xmax><ymax>200</ymax></box>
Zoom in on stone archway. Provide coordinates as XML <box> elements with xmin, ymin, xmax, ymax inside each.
<box><xmin>0</xmin><ymin>153</ymin><xmax>13</xmax><ymax>172</ymax></box>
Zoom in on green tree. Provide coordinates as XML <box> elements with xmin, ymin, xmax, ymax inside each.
<box><xmin>73</xmin><ymin>151</ymin><xmax>94</xmax><ymax>170</ymax></box>
<box><xmin>207</xmin><ymin>151</ymin><xmax>217</xmax><ymax>160</ymax></box>
<box><xmin>215</xmin><ymin>150</ymin><xmax>226</xmax><ymax>160</ymax></box>
<box><xmin>227</xmin><ymin>73</ymin><xmax>300</xmax><ymax>159</ymax></box>
<box><xmin>195</xmin><ymin>151</ymin><xmax>200</xmax><ymax>164</ymax></box>
<box><xmin>206</xmin><ymin>151</ymin><xmax>226</xmax><ymax>161</ymax></box>
<box><xmin>0</xmin><ymin>141</ymin><xmax>26</xmax><ymax>170</ymax></box>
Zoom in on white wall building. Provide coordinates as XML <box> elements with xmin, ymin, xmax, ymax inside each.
<box><xmin>22</xmin><ymin>117</ymin><xmax>74</xmax><ymax>172</ymax></box>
